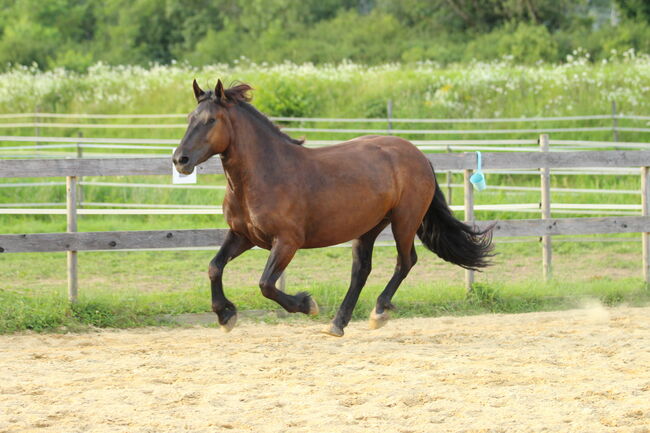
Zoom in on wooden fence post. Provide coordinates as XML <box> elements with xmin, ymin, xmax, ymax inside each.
<box><xmin>642</xmin><ymin>167</ymin><xmax>650</xmax><ymax>287</ymax></box>
<box><xmin>464</xmin><ymin>168</ymin><xmax>474</xmax><ymax>290</ymax></box>
<box><xmin>540</xmin><ymin>134</ymin><xmax>552</xmax><ymax>281</ymax></box>
<box><xmin>66</xmin><ymin>176</ymin><xmax>78</xmax><ymax>302</ymax></box>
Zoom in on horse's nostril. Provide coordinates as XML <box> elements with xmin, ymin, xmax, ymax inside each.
<box><xmin>179</xmin><ymin>156</ymin><xmax>190</xmax><ymax>165</ymax></box>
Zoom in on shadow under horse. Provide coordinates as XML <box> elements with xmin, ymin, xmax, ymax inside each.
<box><xmin>172</xmin><ymin>80</ymin><xmax>494</xmax><ymax>337</ymax></box>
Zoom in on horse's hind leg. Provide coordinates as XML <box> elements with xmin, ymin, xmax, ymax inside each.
<box><xmin>324</xmin><ymin>220</ymin><xmax>389</xmax><ymax>337</ymax></box>
<box><xmin>209</xmin><ymin>230</ymin><xmax>253</xmax><ymax>332</ymax></box>
<box><xmin>370</xmin><ymin>214</ymin><xmax>420</xmax><ymax>330</ymax></box>
<box><xmin>258</xmin><ymin>238</ymin><xmax>319</xmax><ymax>315</ymax></box>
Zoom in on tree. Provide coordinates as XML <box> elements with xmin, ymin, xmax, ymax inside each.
<box><xmin>614</xmin><ymin>0</ymin><xmax>650</xmax><ymax>22</ymax></box>
<box><xmin>388</xmin><ymin>0</ymin><xmax>587</xmax><ymax>32</ymax></box>
<box><xmin>0</xmin><ymin>0</ymin><xmax>96</xmax><ymax>69</ymax></box>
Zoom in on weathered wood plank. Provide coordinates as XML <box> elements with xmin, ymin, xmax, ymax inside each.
<box><xmin>2</xmin><ymin>217</ymin><xmax>649</xmax><ymax>253</ymax></box>
<box><xmin>4</xmin><ymin>150</ymin><xmax>650</xmax><ymax>178</ymax></box>
<box><xmin>0</xmin><ymin>157</ymin><xmax>223</xmax><ymax>178</ymax></box>
<box><xmin>425</xmin><ymin>151</ymin><xmax>650</xmax><ymax>170</ymax></box>
<box><xmin>477</xmin><ymin>216</ymin><xmax>650</xmax><ymax>237</ymax></box>
<box><xmin>0</xmin><ymin>229</ymin><xmax>230</xmax><ymax>253</ymax></box>
<box><xmin>377</xmin><ymin>217</ymin><xmax>650</xmax><ymax>242</ymax></box>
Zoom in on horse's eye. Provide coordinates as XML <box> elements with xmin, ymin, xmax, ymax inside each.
<box><xmin>207</xmin><ymin>118</ymin><xmax>216</xmax><ymax>124</ymax></box>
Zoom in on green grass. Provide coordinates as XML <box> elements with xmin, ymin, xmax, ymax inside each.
<box><xmin>1</xmin><ymin>241</ymin><xmax>648</xmax><ymax>333</ymax></box>
<box><xmin>1</xmin><ymin>272</ymin><xmax>646</xmax><ymax>334</ymax></box>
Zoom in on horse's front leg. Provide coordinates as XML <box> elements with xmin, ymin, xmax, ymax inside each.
<box><xmin>259</xmin><ymin>238</ymin><xmax>319</xmax><ymax>315</ymax></box>
<box><xmin>209</xmin><ymin>230</ymin><xmax>253</xmax><ymax>332</ymax></box>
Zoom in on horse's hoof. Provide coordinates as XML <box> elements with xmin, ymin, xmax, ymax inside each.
<box><xmin>369</xmin><ymin>308</ymin><xmax>389</xmax><ymax>330</ymax></box>
<box><xmin>220</xmin><ymin>313</ymin><xmax>237</xmax><ymax>333</ymax></box>
<box><xmin>308</xmin><ymin>297</ymin><xmax>319</xmax><ymax>316</ymax></box>
<box><xmin>322</xmin><ymin>323</ymin><xmax>344</xmax><ymax>337</ymax></box>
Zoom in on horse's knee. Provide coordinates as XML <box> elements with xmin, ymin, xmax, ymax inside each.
<box><xmin>259</xmin><ymin>280</ymin><xmax>275</xmax><ymax>299</ymax></box>
<box><xmin>209</xmin><ymin>251</ymin><xmax>232</xmax><ymax>281</ymax></box>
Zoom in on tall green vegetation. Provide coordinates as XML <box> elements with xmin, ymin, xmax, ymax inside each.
<box><xmin>0</xmin><ymin>0</ymin><xmax>650</xmax><ymax>70</ymax></box>
<box><xmin>1</xmin><ymin>58</ymin><xmax>648</xmax><ymax>125</ymax></box>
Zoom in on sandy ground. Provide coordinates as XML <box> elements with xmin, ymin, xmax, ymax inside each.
<box><xmin>1</xmin><ymin>306</ymin><xmax>649</xmax><ymax>433</ymax></box>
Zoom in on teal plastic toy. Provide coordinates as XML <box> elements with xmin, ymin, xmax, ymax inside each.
<box><xmin>469</xmin><ymin>151</ymin><xmax>487</xmax><ymax>191</ymax></box>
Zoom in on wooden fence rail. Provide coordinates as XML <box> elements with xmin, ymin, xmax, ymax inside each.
<box><xmin>2</xmin><ymin>135</ymin><xmax>650</xmax><ymax>300</ymax></box>
<box><xmin>3</xmin><ymin>149</ymin><xmax>650</xmax><ymax>178</ymax></box>
<box><xmin>1</xmin><ymin>217</ymin><xmax>649</xmax><ymax>254</ymax></box>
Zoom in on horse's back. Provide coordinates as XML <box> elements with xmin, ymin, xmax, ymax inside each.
<box><xmin>308</xmin><ymin>135</ymin><xmax>434</xmax><ymax>191</ymax></box>
<box><xmin>309</xmin><ymin>134</ymin><xmax>429</xmax><ymax>168</ymax></box>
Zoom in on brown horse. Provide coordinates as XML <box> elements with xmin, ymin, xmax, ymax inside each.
<box><xmin>173</xmin><ymin>80</ymin><xmax>493</xmax><ymax>337</ymax></box>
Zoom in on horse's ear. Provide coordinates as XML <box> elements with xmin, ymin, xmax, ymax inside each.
<box><xmin>192</xmin><ymin>79</ymin><xmax>205</xmax><ymax>101</ymax></box>
<box><xmin>215</xmin><ymin>79</ymin><xmax>226</xmax><ymax>101</ymax></box>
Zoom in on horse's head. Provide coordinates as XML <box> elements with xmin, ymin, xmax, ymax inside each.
<box><xmin>173</xmin><ymin>79</ymin><xmax>250</xmax><ymax>174</ymax></box>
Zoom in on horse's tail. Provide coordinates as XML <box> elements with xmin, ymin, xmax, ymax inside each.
<box><xmin>416</xmin><ymin>165</ymin><xmax>495</xmax><ymax>271</ymax></box>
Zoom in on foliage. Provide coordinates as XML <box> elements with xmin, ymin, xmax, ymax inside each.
<box><xmin>614</xmin><ymin>0</ymin><xmax>650</xmax><ymax>21</ymax></box>
<box><xmin>376</xmin><ymin>0</ymin><xmax>582</xmax><ymax>33</ymax></box>
<box><xmin>465</xmin><ymin>21</ymin><xmax>559</xmax><ymax>63</ymax></box>
<box><xmin>0</xmin><ymin>0</ymin><xmax>649</xmax><ymax>69</ymax></box>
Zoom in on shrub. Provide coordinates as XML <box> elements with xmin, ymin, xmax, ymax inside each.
<box><xmin>465</xmin><ymin>22</ymin><xmax>559</xmax><ymax>64</ymax></box>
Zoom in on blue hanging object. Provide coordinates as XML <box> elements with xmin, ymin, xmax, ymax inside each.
<box><xmin>469</xmin><ymin>151</ymin><xmax>487</xmax><ymax>191</ymax></box>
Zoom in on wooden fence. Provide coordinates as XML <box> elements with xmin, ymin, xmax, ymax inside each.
<box><xmin>2</xmin><ymin>134</ymin><xmax>650</xmax><ymax>301</ymax></box>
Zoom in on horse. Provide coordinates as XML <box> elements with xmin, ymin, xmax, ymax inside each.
<box><xmin>172</xmin><ymin>79</ymin><xmax>494</xmax><ymax>337</ymax></box>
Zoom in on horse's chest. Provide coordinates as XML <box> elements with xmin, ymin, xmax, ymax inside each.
<box><xmin>223</xmin><ymin>193</ymin><xmax>274</xmax><ymax>248</ymax></box>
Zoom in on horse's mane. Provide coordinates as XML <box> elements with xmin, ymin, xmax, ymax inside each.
<box><xmin>205</xmin><ymin>83</ymin><xmax>304</xmax><ymax>146</ymax></box>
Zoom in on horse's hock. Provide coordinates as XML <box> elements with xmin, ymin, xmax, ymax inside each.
<box><xmin>1</xmin><ymin>306</ymin><xmax>649</xmax><ymax>432</ymax></box>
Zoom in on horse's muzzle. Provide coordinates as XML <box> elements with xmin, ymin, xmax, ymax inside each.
<box><xmin>172</xmin><ymin>155</ymin><xmax>195</xmax><ymax>174</ymax></box>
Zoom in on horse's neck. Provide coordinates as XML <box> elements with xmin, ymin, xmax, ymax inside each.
<box><xmin>221</xmin><ymin>114</ymin><xmax>298</xmax><ymax>195</ymax></box>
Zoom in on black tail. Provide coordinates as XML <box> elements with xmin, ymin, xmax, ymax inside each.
<box><xmin>417</xmin><ymin>166</ymin><xmax>495</xmax><ymax>271</ymax></box>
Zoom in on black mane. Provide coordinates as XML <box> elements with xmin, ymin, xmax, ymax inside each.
<box><xmin>237</xmin><ymin>100</ymin><xmax>305</xmax><ymax>146</ymax></box>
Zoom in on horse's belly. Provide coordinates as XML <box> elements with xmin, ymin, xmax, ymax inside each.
<box><xmin>302</xmin><ymin>197</ymin><xmax>391</xmax><ymax>248</ymax></box>
<box><xmin>302</xmin><ymin>222</ymin><xmax>387</xmax><ymax>248</ymax></box>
